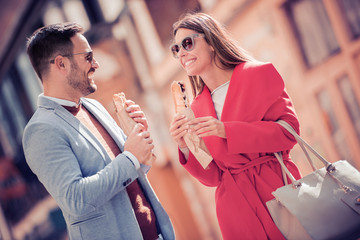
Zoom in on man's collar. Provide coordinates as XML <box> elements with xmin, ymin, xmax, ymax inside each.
<box><xmin>41</xmin><ymin>93</ymin><xmax>81</xmax><ymax>107</ymax></box>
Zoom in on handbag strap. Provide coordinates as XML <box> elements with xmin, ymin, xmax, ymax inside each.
<box><xmin>276</xmin><ymin>120</ymin><xmax>332</xmax><ymax>169</ymax></box>
<box><xmin>274</xmin><ymin>152</ymin><xmax>294</xmax><ymax>185</ymax></box>
<box><xmin>295</xmin><ymin>138</ymin><xmax>317</xmax><ymax>172</ymax></box>
<box><xmin>275</xmin><ymin>120</ymin><xmax>354</xmax><ymax>192</ymax></box>
<box><xmin>274</xmin><ymin>120</ymin><xmax>332</xmax><ymax>188</ymax></box>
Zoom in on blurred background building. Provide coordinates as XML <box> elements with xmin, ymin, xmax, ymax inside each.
<box><xmin>0</xmin><ymin>0</ymin><xmax>359</xmax><ymax>239</ymax></box>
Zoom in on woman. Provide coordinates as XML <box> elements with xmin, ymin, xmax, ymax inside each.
<box><xmin>169</xmin><ymin>12</ymin><xmax>302</xmax><ymax>240</ymax></box>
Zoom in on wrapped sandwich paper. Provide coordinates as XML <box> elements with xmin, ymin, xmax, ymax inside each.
<box><xmin>171</xmin><ymin>81</ymin><xmax>212</xmax><ymax>168</ymax></box>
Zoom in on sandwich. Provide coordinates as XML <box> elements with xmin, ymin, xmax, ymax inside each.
<box><xmin>171</xmin><ymin>81</ymin><xmax>212</xmax><ymax>168</ymax></box>
<box><xmin>113</xmin><ymin>92</ymin><xmax>156</xmax><ymax>164</ymax></box>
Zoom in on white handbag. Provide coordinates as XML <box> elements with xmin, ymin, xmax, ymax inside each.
<box><xmin>266</xmin><ymin>120</ymin><xmax>360</xmax><ymax>240</ymax></box>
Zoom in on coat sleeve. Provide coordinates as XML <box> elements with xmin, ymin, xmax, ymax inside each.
<box><xmin>178</xmin><ymin>149</ymin><xmax>221</xmax><ymax>187</ymax></box>
<box><xmin>223</xmin><ymin>63</ymin><xmax>299</xmax><ymax>154</ymax></box>
<box><xmin>22</xmin><ymin>121</ymin><xmax>139</xmax><ymax>217</ymax></box>
<box><xmin>224</xmin><ymin>91</ymin><xmax>299</xmax><ymax>154</ymax></box>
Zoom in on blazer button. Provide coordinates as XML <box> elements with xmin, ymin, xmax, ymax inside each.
<box><xmin>123</xmin><ymin>178</ymin><xmax>131</xmax><ymax>186</ymax></box>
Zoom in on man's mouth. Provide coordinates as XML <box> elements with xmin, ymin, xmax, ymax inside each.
<box><xmin>88</xmin><ymin>68</ymin><xmax>95</xmax><ymax>80</ymax></box>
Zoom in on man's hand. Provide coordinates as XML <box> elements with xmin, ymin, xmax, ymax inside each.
<box><xmin>125</xmin><ymin>100</ymin><xmax>148</xmax><ymax>130</ymax></box>
<box><xmin>124</xmin><ymin>124</ymin><xmax>154</xmax><ymax>164</ymax></box>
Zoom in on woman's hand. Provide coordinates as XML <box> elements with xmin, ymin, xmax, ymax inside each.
<box><xmin>169</xmin><ymin>113</ymin><xmax>189</xmax><ymax>148</ymax></box>
<box><xmin>125</xmin><ymin>100</ymin><xmax>148</xmax><ymax>130</ymax></box>
<box><xmin>189</xmin><ymin>116</ymin><xmax>226</xmax><ymax>138</ymax></box>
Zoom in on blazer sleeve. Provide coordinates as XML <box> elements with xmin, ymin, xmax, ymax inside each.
<box><xmin>22</xmin><ymin>120</ymin><xmax>139</xmax><ymax>217</ymax></box>
<box><xmin>178</xmin><ymin>149</ymin><xmax>221</xmax><ymax>187</ymax></box>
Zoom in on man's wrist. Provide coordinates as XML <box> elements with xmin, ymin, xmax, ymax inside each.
<box><xmin>123</xmin><ymin>151</ymin><xmax>141</xmax><ymax>169</ymax></box>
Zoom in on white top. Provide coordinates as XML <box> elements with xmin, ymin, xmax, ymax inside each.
<box><xmin>211</xmin><ymin>81</ymin><xmax>230</xmax><ymax>119</ymax></box>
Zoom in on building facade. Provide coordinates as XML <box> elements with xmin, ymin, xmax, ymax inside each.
<box><xmin>0</xmin><ymin>0</ymin><xmax>359</xmax><ymax>239</ymax></box>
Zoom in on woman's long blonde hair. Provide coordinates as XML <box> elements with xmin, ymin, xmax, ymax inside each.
<box><xmin>172</xmin><ymin>12</ymin><xmax>253</xmax><ymax>97</ymax></box>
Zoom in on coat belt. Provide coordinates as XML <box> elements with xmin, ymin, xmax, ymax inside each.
<box><xmin>227</xmin><ymin>155</ymin><xmax>275</xmax><ymax>175</ymax></box>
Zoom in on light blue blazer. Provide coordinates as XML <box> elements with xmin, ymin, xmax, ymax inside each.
<box><xmin>22</xmin><ymin>95</ymin><xmax>175</xmax><ymax>240</ymax></box>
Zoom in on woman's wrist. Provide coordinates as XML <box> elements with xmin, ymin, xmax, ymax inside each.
<box><xmin>179</xmin><ymin>144</ymin><xmax>187</xmax><ymax>149</ymax></box>
<box><xmin>179</xmin><ymin>145</ymin><xmax>189</xmax><ymax>160</ymax></box>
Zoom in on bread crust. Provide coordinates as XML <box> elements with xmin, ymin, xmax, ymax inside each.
<box><xmin>113</xmin><ymin>92</ymin><xmax>135</xmax><ymax>135</ymax></box>
<box><xmin>171</xmin><ymin>81</ymin><xmax>190</xmax><ymax>113</ymax></box>
<box><xmin>170</xmin><ymin>81</ymin><xmax>212</xmax><ymax>168</ymax></box>
<box><xmin>113</xmin><ymin>92</ymin><xmax>156</xmax><ymax>164</ymax></box>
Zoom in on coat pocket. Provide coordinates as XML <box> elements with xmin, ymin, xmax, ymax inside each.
<box><xmin>70</xmin><ymin>213</ymin><xmax>105</xmax><ymax>226</ymax></box>
<box><xmin>69</xmin><ymin>213</ymin><xmax>109</xmax><ymax>240</ymax></box>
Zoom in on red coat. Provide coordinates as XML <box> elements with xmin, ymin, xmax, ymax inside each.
<box><xmin>179</xmin><ymin>61</ymin><xmax>302</xmax><ymax>240</ymax></box>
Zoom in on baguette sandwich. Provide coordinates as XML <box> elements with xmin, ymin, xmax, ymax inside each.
<box><xmin>171</xmin><ymin>81</ymin><xmax>212</xmax><ymax>168</ymax></box>
<box><xmin>113</xmin><ymin>92</ymin><xmax>156</xmax><ymax>164</ymax></box>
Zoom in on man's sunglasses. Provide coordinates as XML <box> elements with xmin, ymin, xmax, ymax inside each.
<box><xmin>170</xmin><ymin>33</ymin><xmax>205</xmax><ymax>59</ymax></box>
<box><xmin>49</xmin><ymin>51</ymin><xmax>93</xmax><ymax>64</ymax></box>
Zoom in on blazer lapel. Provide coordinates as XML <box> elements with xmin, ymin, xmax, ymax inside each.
<box><xmin>38</xmin><ymin>96</ymin><xmax>128</xmax><ymax>164</ymax></box>
<box><xmin>81</xmin><ymin>98</ymin><xmax>126</xmax><ymax>153</ymax></box>
<box><xmin>38</xmin><ymin>95</ymin><xmax>112</xmax><ymax>164</ymax></box>
<box><xmin>55</xmin><ymin>105</ymin><xmax>110</xmax><ymax>163</ymax></box>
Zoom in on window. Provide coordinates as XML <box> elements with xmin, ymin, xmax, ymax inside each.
<box><xmin>0</xmin><ymin>68</ymin><xmax>49</xmax><ymax>225</ymax></box>
<box><xmin>16</xmin><ymin>52</ymin><xmax>43</xmax><ymax>112</ymax></box>
<box><xmin>0</xmin><ymin>75</ymin><xmax>28</xmax><ymax>149</ymax></box>
<box><xmin>338</xmin><ymin>0</ymin><xmax>360</xmax><ymax>40</ymax></box>
<box><xmin>284</xmin><ymin>0</ymin><xmax>340</xmax><ymax>67</ymax></box>
<box><xmin>43</xmin><ymin>0</ymin><xmax>91</xmax><ymax>30</ymax></box>
<box><xmin>98</xmin><ymin>0</ymin><xmax>125</xmax><ymax>22</ymax></box>
<box><xmin>145</xmin><ymin>0</ymin><xmax>201</xmax><ymax>46</ymax></box>
<box><xmin>338</xmin><ymin>75</ymin><xmax>360</xmax><ymax>141</ymax></box>
<box><xmin>317</xmin><ymin>90</ymin><xmax>353</xmax><ymax>163</ymax></box>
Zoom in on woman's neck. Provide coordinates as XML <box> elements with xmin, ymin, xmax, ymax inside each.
<box><xmin>201</xmin><ymin>67</ymin><xmax>234</xmax><ymax>92</ymax></box>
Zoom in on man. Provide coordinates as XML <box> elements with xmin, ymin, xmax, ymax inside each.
<box><xmin>22</xmin><ymin>23</ymin><xmax>175</xmax><ymax>240</ymax></box>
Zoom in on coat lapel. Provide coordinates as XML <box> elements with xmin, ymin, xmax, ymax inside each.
<box><xmin>191</xmin><ymin>86</ymin><xmax>217</xmax><ymax>119</ymax></box>
<box><xmin>191</xmin><ymin>86</ymin><xmax>227</xmax><ymax>159</ymax></box>
<box><xmin>221</xmin><ymin>62</ymin><xmax>285</xmax><ymax>122</ymax></box>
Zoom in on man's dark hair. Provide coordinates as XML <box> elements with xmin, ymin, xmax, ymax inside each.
<box><xmin>26</xmin><ymin>22</ymin><xmax>83</xmax><ymax>81</ymax></box>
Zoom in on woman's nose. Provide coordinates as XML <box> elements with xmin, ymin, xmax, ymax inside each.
<box><xmin>178</xmin><ymin>47</ymin><xmax>187</xmax><ymax>58</ymax></box>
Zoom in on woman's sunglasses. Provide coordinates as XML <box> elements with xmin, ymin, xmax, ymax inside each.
<box><xmin>170</xmin><ymin>33</ymin><xmax>205</xmax><ymax>59</ymax></box>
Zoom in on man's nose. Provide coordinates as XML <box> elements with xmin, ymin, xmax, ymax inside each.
<box><xmin>92</xmin><ymin>57</ymin><xmax>100</xmax><ymax>68</ymax></box>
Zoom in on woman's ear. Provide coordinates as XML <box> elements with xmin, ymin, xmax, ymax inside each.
<box><xmin>209</xmin><ymin>45</ymin><xmax>216</xmax><ymax>59</ymax></box>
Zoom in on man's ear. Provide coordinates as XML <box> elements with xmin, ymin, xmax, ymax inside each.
<box><xmin>54</xmin><ymin>56</ymin><xmax>66</xmax><ymax>70</ymax></box>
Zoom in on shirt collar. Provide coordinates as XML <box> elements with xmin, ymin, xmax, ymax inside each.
<box><xmin>41</xmin><ymin>93</ymin><xmax>81</xmax><ymax>107</ymax></box>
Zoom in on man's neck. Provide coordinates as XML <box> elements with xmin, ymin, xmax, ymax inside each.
<box><xmin>43</xmin><ymin>87</ymin><xmax>81</xmax><ymax>106</ymax></box>
<box><xmin>42</xmin><ymin>94</ymin><xmax>81</xmax><ymax>107</ymax></box>
<box><xmin>43</xmin><ymin>77</ymin><xmax>82</xmax><ymax>104</ymax></box>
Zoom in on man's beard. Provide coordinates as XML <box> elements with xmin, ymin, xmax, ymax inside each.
<box><xmin>67</xmin><ymin>62</ymin><xmax>96</xmax><ymax>96</ymax></box>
